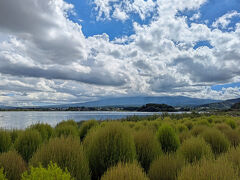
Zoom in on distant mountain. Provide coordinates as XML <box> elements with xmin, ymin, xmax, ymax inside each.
<box><xmin>50</xmin><ymin>96</ymin><xmax>220</xmax><ymax>108</ymax></box>
<box><xmin>197</xmin><ymin>98</ymin><xmax>240</xmax><ymax>110</ymax></box>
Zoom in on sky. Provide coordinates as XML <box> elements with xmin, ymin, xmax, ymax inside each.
<box><xmin>0</xmin><ymin>0</ymin><xmax>240</xmax><ymax>106</ymax></box>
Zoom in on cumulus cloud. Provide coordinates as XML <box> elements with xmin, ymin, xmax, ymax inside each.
<box><xmin>0</xmin><ymin>0</ymin><xmax>240</xmax><ymax>106</ymax></box>
<box><xmin>212</xmin><ymin>11</ymin><xmax>240</xmax><ymax>29</ymax></box>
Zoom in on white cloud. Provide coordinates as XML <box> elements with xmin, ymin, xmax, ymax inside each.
<box><xmin>190</xmin><ymin>12</ymin><xmax>201</xmax><ymax>21</ymax></box>
<box><xmin>1</xmin><ymin>0</ymin><xmax>240</xmax><ymax>106</ymax></box>
<box><xmin>112</xmin><ymin>7</ymin><xmax>129</xmax><ymax>21</ymax></box>
<box><xmin>212</xmin><ymin>11</ymin><xmax>240</xmax><ymax>29</ymax></box>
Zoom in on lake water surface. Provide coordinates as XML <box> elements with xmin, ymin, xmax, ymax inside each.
<box><xmin>0</xmin><ymin>111</ymin><xmax>165</xmax><ymax>129</ymax></box>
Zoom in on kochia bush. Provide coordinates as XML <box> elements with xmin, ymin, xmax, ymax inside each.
<box><xmin>0</xmin><ymin>129</ymin><xmax>11</xmax><ymax>153</ymax></box>
<box><xmin>0</xmin><ymin>151</ymin><xmax>27</xmax><ymax>180</ymax></box>
<box><xmin>101</xmin><ymin>162</ymin><xmax>149</xmax><ymax>180</ymax></box>
<box><xmin>133</xmin><ymin>129</ymin><xmax>162</xmax><ymax>171</ymax></box>
<box><xmin>156</xmin><ymin>124</ymin><xmax>180</xmax><ymax>153</ymax></box>
<box><xmin>14</xmin><ymin>129</ymin><xmax>42</xmax><ymax>162</ymax></box>
<box><xmin>179</xmin><ymin>137</ymin><xmax>213</xmax><ymax>163</ymax></box>
<box><xmin>83</xmin><ymin>122</ymin><xmax>136</xmax><ymax>180</ymax></box>
<box><xmin>30</xmin><ymin>136</ymin><xmax>90</xmax><ymax>180</ymax></box>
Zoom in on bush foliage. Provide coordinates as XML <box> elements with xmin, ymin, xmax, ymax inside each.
<box><xmin>30</xmin><ymin>136</ymin><xmax>90</xmax><ymax>180</ymax></box>
<box><xmin>79</xmin><ymin>120</ymin><xmax>98</xmax><ymax>140</ymax></box>
<box><xmin>148</xmin><ymin>154</ymin><xmax>184</xmax><ymax>180</ymax></box>
<box><xmin>22</xmin><ymin>162</ymin><xmax>73</xmax><ymax>180</ymax></box>
<box><xmin>0</xmin><ymin>151</ymin><xmax>27</xmax><ymax>180</ymax></box>
<box><xmin>14</xmin><ymin>129</ymin><xmax>42</xmax><ymax>162</ymax></box>
<box><xmin>201</xmin><ymin>128</ymin><xmax>230</xmax><ymax>155</ymax></box>
<box><xmin>0</xmin><ymin>129</ymin><xmax>11</xmax><ymax>153</ymax></box>
<box><xmin>178</xmin><ymin>158</ymin><xmax>238</xmax><ymax>180</ymax></box>
<box><xmin>179</xmin><ymin>137</ymin><xmax>213</xmax><ymax>163</ymax></box>
<box><xmin>83</xmin><ymin>122</ymin><xmax>136</xmax><ymax>180</ymax></box>
<box><xmin>133</xmin><ymin>129</ymin><xmax>162</xmax><ymax>171</ymax></box>
<box><xmin>156</xmin><ymin>124</ymin><xmax>180</xmax><ymax>153</ymax></box>
<box><xmin>101</xmin><ymin>162</ymin><xmax>149</xmax><ymax>180</ymax></box>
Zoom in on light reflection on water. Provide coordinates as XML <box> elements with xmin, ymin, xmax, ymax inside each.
<box><xmin>0</xmin><ymin>111</ymin><xmax>165</xmax><ymax>129</ymax></box>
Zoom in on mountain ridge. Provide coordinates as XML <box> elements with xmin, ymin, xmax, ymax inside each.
<box><xmin>46</xmin><ymin>96</ymin><xmax>220</xmax><ymax>108</ymax></box>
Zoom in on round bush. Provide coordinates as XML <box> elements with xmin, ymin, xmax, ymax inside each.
<box><xmin>226</xmin><ymin>119</ymin><xmax>237</xmax><ymax>129</ymax></box>
<box><xmin>14</xmin><ymin>129</ymin><xmax>42</xmax><ymax>162</ymax></box>
<box><xmin>148</xmin><ymin>154</ymin><xmax>184</xmax><ymax>180</ymax></box>
<box><xmin>9</xmin><ymin>129</ymin><xmax>23</xmax><ymax>143</ymax></box>
<box><xmin>28</xmin><ymin>123</ymin><xmax>53</xmax><ymax>141</ymax></box>
<box><xmin>79</xmin><ymin>120</ymin><xmax>98</xmax><ymax>140</ymax></box>
<box><xmin>0</xmin><ymin>129</ymin><xmax>11</xmax><ymax>153</ymax></box>
<box><xmin>224</xmin><ymin>146</ymin><xmax>240</xmax><ymax>173</ymax></box>
<box><xmin>201</xmin><ymin>128</ymin><xmax>230</xmax><ymax>155</ymax></box>
<box><xmin>55</xmin><ymin>125</ymin><xmax>79</xmax><ymax>138</ymax></box>
<box><xmin>30</xmin><ymin>136</ymin><xmax>90</xmax><ymax>180</ymax></box>
<box><xmin>178</xmin><ymin>158</ymin><xmax>238</xmax><ymax>180</ymax></box>
<box><xmin>179</xmin><ymin>131</ymin><xmax>192</xmax><ymax>144</ymax></box>
<box><xmin>0</xmin><ymin>168</ymin><xmax>7</xmax><ymax>180</ymax></box>
<box><xmin>156</xmin><ymin>124</ymin><xmax>180</xmax><ymax>153</ymax></box>
<box><xmin>215</xmin><ymin>123</ymin><xmax>232</xmax><ymax>133</ymax></box>
<box><xmin>0</xmin><ymin>151</ymin><xmax>27</xmax><ymax>180</ymax></box>
<box><xmin>191</xmin><ymin>125</ymin><xmax>208</xmax><ymax>137</ymax></box>
<box><xmin>83</xmin><ymin>122</ymin><xmax>136</xmax><ymax>180</ymax></box>
<box><xmin>184</xmin><ymin>121</ymin><xmax>193</xmax><ymax>130</ymax></box>
<box><xmin>223</xmin><ymin>129</ymin><xmax>240</xmax><ymax>147</ymax></box>
<box><xmin>56</xmin><ymin>120</ymin><xmax>78</xmax><ymax>129</ymax></box>
<box><xmin>101</xmin><ymin>162</ymin><xmax>149</xmax><ymax>180</ymax></box>
<box><xmin>22</xmin><ymin>162</ymin><xmax>73</xmax><ymax>180</ymax></box>
<box><xmin>133</xmin><ymin>130</ymin><xmax>162</xmax><ymax>171</ymax></box>
<box><xmin>176</xmin><ymin>124</ymin><xmax>188</xmax><ymax>133</ymax></box>
<box><xmin>179</xmin><ymin>137</ymin><xmax>213</xmax><ymax>163</ymax></box>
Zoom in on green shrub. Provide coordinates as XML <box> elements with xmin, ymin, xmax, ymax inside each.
<box><xmin>226</xmin><ymin>119</ymin><xmax>237</xmax><ymax>129</ymax></box>
<box><xmin>0</xmin><ymin>151</ymin><xmax>27</xmax><ymax>180</ymax></box>
<box><xmin>215</xmin><ymin>123</ymin><xmax>232</xmax><ymax>132</ymax></box>
<box><xmin>101</xmin><ymin>162</ymin><xmax>149</xmax><ymax>180</ymax></box>
<box><xmin>201</xmin><ymin>128</ymin><xmax>230</xmax><ymax>155</ymax></box>
<box><xmin>156</xmin><ymin>124</ymin><xmax>180</xmax><ymax>153</ymax></box>
<box><xmin>223</xmin><ymin>129</ymin><xmax>240</xmax><ymax>147</ymax></box>
<box><xmin>184</xmin><ymin>121</ymin><xmax>193</xmax><ymax>130</ymax></box>
<box><xmin>196</xmin><ymin>119</ymin><xmax>210</xmax><ymax>126</ymax></box>
<box><xmin>56</xmin><ymin>120</ymin><xmax>78</xmax><ymax>128</ymax></box>
<box><xmin>22</xmin><ymin>162</ymin><xmax>73</xmax><ymax>180</ymax></box>
<box><xmin>133</xmin><ymin>130</ymin><xmax>162</xmax><ymax>171</ymax></box>
<box><xmin>0</xmin><ymin>129</ymin><xmax>11</xmax><ymax>153</ymax></box>
<box><xmin>178</xmin><ymin>131</ymin><xmax>192</xmax><ymax>144</ymax></box>
<box><xmin>14</xmin><ymin>129</ymin><xmax>42</xmax><ymax>162</ymax></box>
<box><xmin>176</xmin><ymin>124</ymin><xmax>188</xmax><ymax>133</ymax></box>
<box><xmin>0</xmin><ymin>168</ymin><xmax>7</xmax><ymax>180</ymax></box>
<box><xmin>178</xmin><ymin>158</ymin><xmax>238</xmax><ymax>180</ymax></box>
<box><xmin>223</xmin><ymin>146</ymin><xmax>240</xmax><ymax>175</ymax></box>
<box><xmin>83</xmin><ymin>122</ymin><xmax>136</xmax><ymax>180</ymax></box>
<box><xmin>148</xmin><ymin>154</ymin><xmax>184</xmax><ymax>180</ymax></box>
<box><xmin>179</xmin><ymin>137</ymin><xmax>213</xmax><ymax>163</ymax></box>
<box><xmin>191</xmin><ymin>125</ymin><xmax>208</xmax><ymax>137</ymax></box>
<box><xmin>79</xmin><ymin>120</ymin><xmax>98</xmax><ymax>140</ymax></box>
<box><xmin>30</xmin><ymin>137</ymin><xmax>90</xmax><ymax>180</ymax></box>
<box><xmin>54</xmin><ymin>125</ymin><xmax>79</xmax><ymax>138</ymax></box>
<box><xmin>28</xmin><ymin>123</ymin><xmax>53</xmax><ymax>141</ymax></box>
<box><xmin>9</xmin><ymin>129</ymin><xmax>23</xmax><ymax>144</ymax></box>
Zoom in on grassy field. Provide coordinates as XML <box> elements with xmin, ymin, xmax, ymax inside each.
<box><xmin>1</xmin><ymin>112</ymin><xmax>240</xmax><ymax>179</ymax></box>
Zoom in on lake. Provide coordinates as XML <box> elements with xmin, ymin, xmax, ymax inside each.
<box><xmin>0</xmin><ymin>111</ymin><xmax>166</xmax><ymax>129</ymax></box>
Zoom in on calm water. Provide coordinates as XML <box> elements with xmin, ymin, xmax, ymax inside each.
<box><xmin>0</xmin><ymin>111</ymin><xmax>164</xmax><ymax>129</ymax></box>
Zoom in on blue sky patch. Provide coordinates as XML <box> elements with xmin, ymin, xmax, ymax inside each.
<box><xmin>211</xmin><ymin>82</ymin><xmax>240</xmax><ymax>91</ymax></box>
<box><xmin>194</xmin><ymin>40</ymin><xmax>213</xmax><ymax>49</ymax></box>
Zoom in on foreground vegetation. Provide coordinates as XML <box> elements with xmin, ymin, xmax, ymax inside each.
<box><xmin>1</xmin><ymin>113</ymin><xmax>240</xmax><ymax>179</ymax></box>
